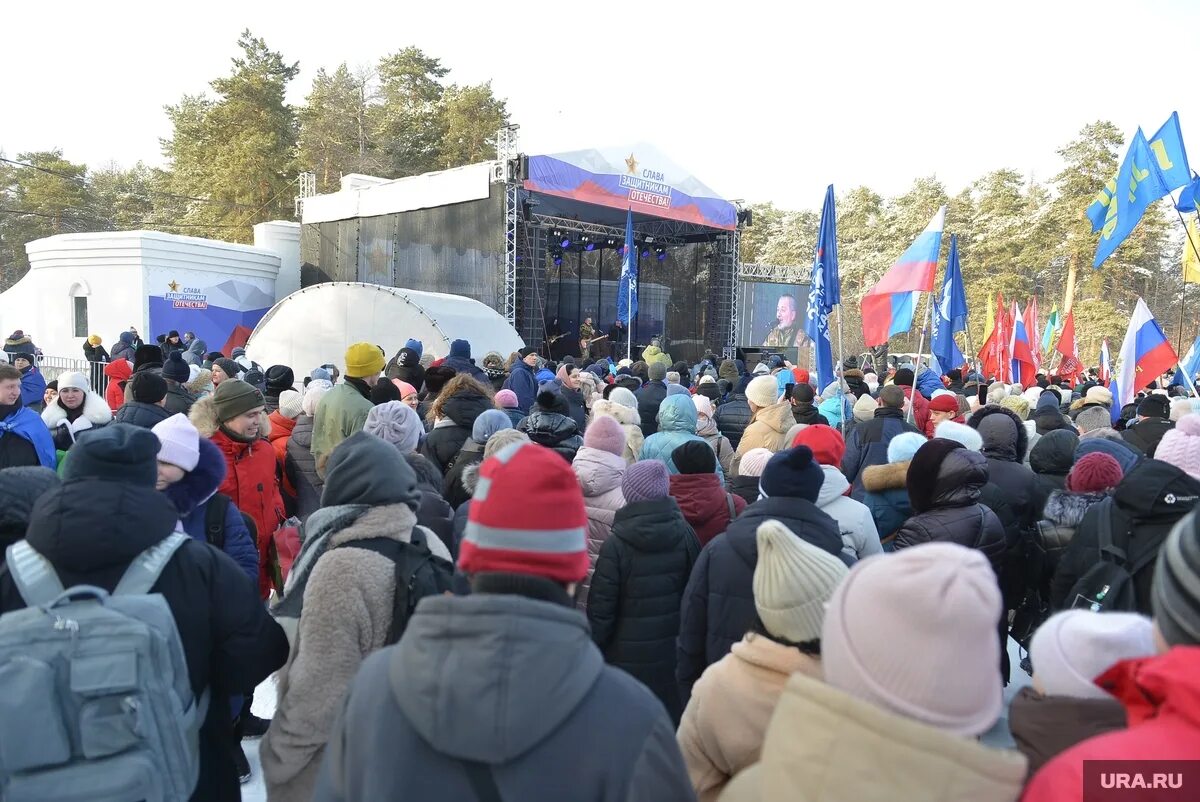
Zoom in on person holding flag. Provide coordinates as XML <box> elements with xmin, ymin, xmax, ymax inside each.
<box><xmin>805</xmin><ymin>185</ymin><xmax>840</xmax><ymax>391</ymax></box>
<box><xmin>930</xmin><ymin>234</ymin><xmax>967</xmax><ymax>377</ymax></box>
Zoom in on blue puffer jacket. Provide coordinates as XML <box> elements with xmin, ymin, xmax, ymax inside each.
<box><xmin>162</xmin><ymin>436</ymin><xmax>259</xmax><ymax>582</ymax></box>
<box><xmin>915</xmin><ymin>366</ymin><xmax>944</xmax><ymax>400</ymax></box>
<box><xmin>638</xmin><ymin>395</ymin><xmax>723</xmax><ymax>479</ymax></box>
<box><xmin>501</xmin><ymin>362</ymin><xmax>538</xmax><ymax>413</ymax></box>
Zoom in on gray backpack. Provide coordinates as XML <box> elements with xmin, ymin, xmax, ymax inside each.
<box><xmin>0</xmin><ymin>533</ymin><xmax>209</xmax><ymax>801</ymax></box>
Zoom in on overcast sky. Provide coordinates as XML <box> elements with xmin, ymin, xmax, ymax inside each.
<box><xmin>4</xmin><ymin>0</ymin><xmax>1196</xmax><ymax>210</ymax></box>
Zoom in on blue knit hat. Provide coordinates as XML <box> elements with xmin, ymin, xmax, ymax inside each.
<box><xmin>404</xmin><ymin>338</ymin><xmax>423</xmax><ymax>358</ymax></box>
<box><xmin>1075</xmin><ymin>437</ymin><xmax>1140</xmax><ymax>475</ymax></box>
<box><xmin>450</xmin><ymin>339</ymin><xmax>471</xmax><ymax>359</ymax></box>
<box><xmin>760</xmin><ymin>445</ymin><xmax>825</xmax><ymax>502</ymax></box>
<box><xmin>472</xmin><ymin>409</ymin><xmax>513</xmax><ymax>445</ymax></box>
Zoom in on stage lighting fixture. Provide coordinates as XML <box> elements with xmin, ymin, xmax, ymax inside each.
<box><xmin>550</xmin><ymin>243</ymin><xmax>564</xmax><ymax>266</ymax></box>
<box><xmin>640</xmin><ymin>248</ymin><xmax>650</xmax><ymax>259</ymax></box>
<box><xmin>605</xmin><ymin>237</ymin><xmax>617</xmax><ymax>247</ymax></box>
<box><xmin>561</xmin><ymin>237</ymin><xmax>572</xmax><ymax>248</ymax></box>
<box><xmin>581</xmin><ymin>235</ymin><xmax>596</xmax><ymax>252</ymax></box>
<box><xmin>655</xmin><ymin>246</ymin><xmax>667</xmax><ymax>262</ymax></box>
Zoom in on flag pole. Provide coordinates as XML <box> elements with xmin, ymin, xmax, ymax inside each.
<box><xmin>625</xmin><ymin>277</ymin><xmax>632</xmax><ymax>362</ymax></box>
<box><xmin>836</xmin><ymin>303</ymin><xmax>846</xmax><ymax>436</ymax></box>
<box><xmin>1170</xmin><ymin>195</ymin><xmax>1200</xmax><ymax>346</ymax></box>
<box><xmin>907</xmin><ymin>292</ymin><xmax>934</xmax><ymax>425</ymax></box>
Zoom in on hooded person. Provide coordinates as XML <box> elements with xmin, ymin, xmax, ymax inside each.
<box><xmin>572</xmin><ymin>415</ymin><xmax>629</xmax><ymax>611</ymax></box>
<box><xmin>418</xmin><ymin>373</ymin><xmax>495</xmax><ymax>474</ymax></box>
<box><xmin>261</xmin><ymin>431</ymin><xmax>451</xmax><ymax>802</ymax></box>
<box><xmin>285</xmin><ymin>381</ymin><xmax>331</xmax><ymax>522</ymax></box>
<box><xmin>692</xmin><ymin>394</ymin><xmax>735</xmax><ymax>475</ymax></box>
<box><xmin>720</xmin><ymin>543</ymin><xmax>1027</xmax><ymax>802</ymax></box>
<box><xmin>1050</xmin><ymin>448</ymin><xmax>1200</xmax><ymax>614</ymax></box>
<box><xmin>384</xmin><ymin>345</ymin><xmax>426</xmax><ymax>392</ymax></box>
<box><xmin>639</xmin><ymin>393</ymin><xmax>724</xmax><ymax>478</ymax></box>
<box><xmin>715</xmin><ymin>374</ymin><xmax>754</xmax><ymax>451</ymax></box>
<box><xmin>0</xmin><ymin>363</ymin><xmax>55</xmax><ymax>469</ymax></box>
<box><xmin>441</xmin><ymin>338</ymin><xmax>489</xmax><ymax>384</ymax></box>
<box><xmin>842</xmin><ymin>384</ymin><xmax>923</xmax><ymax>496</ymax></box>
<box><xmin>442</xmin><ymin>408</ymin><xmax>512</xmax><ymax>509</ymax></box>
<box><xmin>1008</xmin><ymin>610</ymin><xmax>1154</xmax><ymax>776</ymax></box>
<box><xmin>634</xmin><ymin>360</ymin><xmax>670</xmax><ymax>436</ymax></box>
<box><xmin>153</xmin><ymin>413</ymin><xmax>258</xmax><ymax>582</ymax></box>
<box><xmin>480</xmin><ymin>350</ymin><xmax>508</xmax><ymax>392</ymax></box>
<box><xmin>669</xmin><ymin>440</ymin><xmax>747</xmax><ymax>546</ymax></box>
<box><xmin>102</xmin><ymin>356</ymin><xmax>133</xmax><ymax>413</ymax></box>
<box><xmin>892</xmin><ymin>366</ymin><xmax>933</xmax><ymax>436</ymax></box>
<box><xmin>109</xmin><ymin>329</ymin><xmax>137</xmax><ymax>363</ymax></box>
<box><xmin>788</xmin><ymin>382</ymin><xmax>828</xmax><ymax>427</ymax></box>
<box><xmin>0</xmin><ymin>423</ymin><xmax>289</xmax><ymax>802</ymax></box>
<box><xmin>312</xmin><ymin>440</ymin><xmax>694</xmax><ymax>802</ymax></box>
<box><xmin>861</xmin><ymin>431</ymin><xmax>924</xmax><ymax>549</ymax></box>
<box><xmin>677</xmin><ymin>445</ymin><xmax>847</xmax><ymax>705</ymax></box>
<box><xmin>41</xmin><ymin>370</ymin><xmax>112</xmax><ymax>457</ymax></box>
<box><xmin>792</xmin><ymin>425</ymin><xmax>883</xmax><ymax>561</ymax></box>
<box><xmin>182</xmin><ymin>336</ymin><xmax>208</xmax><ymax>367</ymax></box>
<box><xmin>3</xmin><ymin>329</ymin><xmax>37</xmax><ymax>360</ymax></box>
<box><xmin>677</xmin><ymin>519</ymin><xmax>849</xmax><ymax>802</ymax></box>
<box><xmin>518</xmin><ymin>387</ymin><xmax>583</xmax><ymax>463</ymax></box>
<box><xmin>587</xmin><ymin>459</ymin><xmax>700</xmax><ymax>723</ymax></box>
<box><xmin>0</xmin><ymin>466</ymin><xmax>59</xmax><ymax>558</ymax></box>
<box><xmin>553</xmin><ymin>363</ymin><xmax>589</xmax><ymax>432</ymax></box>
<box><xmin>590</xmin><ymin>385</ymin><xmax>644</xmax><ymax>463</ymax></box>
<box><xmin>731</xmin><ymin>375</ymin><xmax>795</xmax><ymax>475</ymax></box>
<box><xmin>1024</xmin><ymin>511</ymin><xmax>1200</xmax><ymax>801</ymax></box>
<box><xmin>190</xmin><ymin>379</ymin><xmax>286</xmax><ymax>598</ymax></box>
<box><xmin>112</xmin><ymin>370</ymin><xmax>173</xmax><ymax>429</ymax></box>
<box><xmin>311</xmin><ymin>343</ymin><xmax>385</xmax><ymax>477</ymax></box>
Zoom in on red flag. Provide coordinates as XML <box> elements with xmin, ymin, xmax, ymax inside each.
<box><xmin>1055</xmin><ymin>311</ymin><xmax>1083</xmax><ymax>380</ymax></box>
<box><xmin>979</xmin><ymin>291</ymin><xmax>1011</xmax><ymax>380</ymax></box>
<box><xmin>1024</xmin><ymin>299</ymin><xmax>1041</xmax><ymax>372</ymax></box>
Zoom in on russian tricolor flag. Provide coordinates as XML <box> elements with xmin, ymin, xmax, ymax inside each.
<box><xmin>1010</xmin><ymin>301</ymin><xmax>1038</xmax><ymax>386</ymax></box>
<box><xmin>861</xmin><ymin>206</ymin><xmax>946</xmax><ymax>347</ymax></box>
<box><xmin>1113</xmin><ymin>298</ymin><xmax>1178</xmax><ymax>418</ymax></box>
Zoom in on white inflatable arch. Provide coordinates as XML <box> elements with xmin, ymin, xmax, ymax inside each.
<box><xmin>246</xmin><ymin>282</ymin><xmax>525</xmax><ymax>380</ymax></box>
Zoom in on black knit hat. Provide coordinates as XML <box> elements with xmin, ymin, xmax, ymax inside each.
<box><xmin>370</xmin><ymin>380</ymin><xmax>402</xmax><ymax>405</ymax></box>
<box><xmin>673</xmin><ymin>440</ymin><xmax>716</xmax><ymax>475</ymax></box>
<box><xmin>162</xmin><ymin>350</ymin><xmax>190</xmax><ymax>383</ymax></box>
<box><xmin>265</xmin><ymin>365</ymin><xmax>295</xmax><ymax>393</ymax></box>
<box><xmin>1138</xmin><ymin>394</ymin><xmax>1171</xmax><ymax>420</ymax></box>
<box><xmin>1153</xmin><ymin>509</ymin><xmax>1200</xmax><ymax>646</ymax></box>
<box><xmin>133</xmin><ymin>345</ymin><xmax>163</xmax><ymax>373</ymax></box>
<box><xmin>423</xmin><ymin>365</ymin><xmax>457</xmax><ymax>396</ymax></box>
<box><xmin>211</xmin><ymin>379</ymin><xmax>264</xmax><ymax>423</ymax></box>
<box><xmin>213</xmin><ymin>358</ymin><xmax>243</xmax><ymax>380</ymax></box>
<box><xmin>129</xmin><ymin>370</ymin><xmax>167</xmax><ymax>404</ymax></box>
<box><xmin>790</xmin><ymin>383</ymin><xmax>816</xmax><ymax>403</ymax></box>
<box><xmin>534</xmin><ymin>388</ymin><xmax>570</xmax><ymax>416</ymax></box>
<box><xmin>759</xmin><ymin>445</ymin><xmax>825</xmax><ymax>501</ymax></box>
<box><xmin>894</xmin><ymin>368</ymin><xmax>915</xmax><ymax>387</ymax></box>
<box><xmin>64</xmin><ymin>424</ymin><xmax>159</xmax><ymax>487</ymax></box>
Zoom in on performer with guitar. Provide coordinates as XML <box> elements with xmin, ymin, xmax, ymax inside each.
<box><xmin>579</xmin><ymin>317</ymin><xmax>608</xmax><ymax>360</ymax></box>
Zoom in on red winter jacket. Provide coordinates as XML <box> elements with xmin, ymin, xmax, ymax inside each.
<box><xmin>103</xmin><ymin>359</ymin><xmax>132</xmax><ymax>413</ymax></box>
<box><xmin>211</xmin><ymin>428</ymin><xmax>286</xmax><ymax>598</ymax></box>
<box><xmin>669</xmin><ymin>472</ymin><xmax>746</xmax><ymax>547</ymax></box>
<box><xmin>1023</xmin><ymin>646</ymin><xmax>1200</xmax><ymax>802</ymax></box>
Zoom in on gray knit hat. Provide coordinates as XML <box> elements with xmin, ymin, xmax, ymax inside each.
<box><xmin>753</xmin><ymin>520</ymin><xmax>848</xmax><ymax>643</ymax></box>
<box><xmin>1153</xmin><ymin>509</ymin><xmax>1200</xmax><ymax>646</ymax></box>
<box><xmin>1075</xmin><ymin>405</ymin><xmax>1112</xmax><ymax>434</ymax></box>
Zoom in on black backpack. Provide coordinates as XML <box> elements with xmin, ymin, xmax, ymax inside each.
<box><xmin>203</xmin><ymin>493</ymin><xmax>255</xmax><ymax>551</ymax></box>
<box><xmin>1066</xmin><ymin>498</ymin><xmax>1159</xmax><ymax>613</ymax></box>
<box><xmin>333</xmin><ymin>528</ymin><xmax>455</xmax><ymax>644</ymax></box>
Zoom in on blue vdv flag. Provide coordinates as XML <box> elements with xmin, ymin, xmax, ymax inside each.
<box><xmin>1088</xmin><ymin>112</ymin><xmax>1192</xmax><ymax>232</ymax></box>
<box><xmin>616</xmin><ymin>208</ymin><xmax>637</xmax><ymax>324</ymax></box>
<box><xmin>1172</xmin><ymin>334</ymin><xmax>1200</xmax><ymax>387</ymax></box>
<box><xmin>931</xmin><ymin>234</ymin><xmax>967</xmax><ymax>373</ymax></box>
<box><xmin>805</xmin><ymin>185</ymin><xmax>840</xmax><ymax>388</ymax></box>
<box><xmin>1177</xmin><ymin>173</ymin><xmax>1200</xmax><ymax>213</ymax></box>
<box><xmin>1094</xmin><ymin>129</ymin><xmax>1174</xmax><ymax>268</ymax></box>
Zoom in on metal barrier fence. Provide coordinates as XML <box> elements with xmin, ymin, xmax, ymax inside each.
<box><xmin>36</xmin><ymin>356</ymin><xmax>109</xmax><ymax>396</ymax></box>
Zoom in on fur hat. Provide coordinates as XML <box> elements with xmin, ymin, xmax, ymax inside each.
<box><xmin>265</xmin><ymin>365</ymin><xmax>295</xmax><ymax>393</ymax></box>
<box><xmin>459</xmin><ymin>442</ymin><xmax>589</xmax><ymax>583</ymax></box>
<box><xmin>1031</xmin><ymin>610</ymin><xmax>1155</xmax><ymax>699</ymax></box>
<box><xmin>760</xmin><ymin>446</ymin><xmax>824</xmax><ymax>502</ymax></box>
<box><xmin>753</xmin><ymin>519</ymin><xmax>848</xmax><ymax>643</ymax></box>
<box><xmin>583</xmin><ymin>414</ymin><xmax>627</xmax><ymax>457</ymax></box>
<box><xmin>129</xmin><ymin>371</ymin><xmax>167</xmax><ymax>404</ymax></box>
<box><xmin>1137</xmin><ymin>393</ymin><xmax>1171</xmax><ymax>420</ymax></box>
<box><xmin>934</xmin><ymin>420</ymin><xmax>983</xmax><ymax>451</ymax></box>
<box><xmin>746</xmin><ymin>375</ymin><xmax>779</xmax><ymax>408</ymax></box>
<box><xmin>133</xmin><ymin>345</ymin><xmax>163</xmax><ymax>372</ymax></box>
<box><xmin>822</xmin><ymin>542</ymin><xmax>1004</xmax><ymax>736</ymax></box>
<box><xmin>152</xmin><ymin>413</ymin><xmax>200</xmax><ymax>472</ymax></box>
<box><xmin>1155</xmin><ymin>414</ymin><xmax>1200</xmax><ymax>480</ymax></box>
<box><xmin>1065</xmin><ymin>452</ymin><xmax>1123</xmax><ymax>493</ymax></box>
<box><xmin>1085</xmin><ymin>385</ymin><xmax>1113</xmax><ymax>407</ymax></box>
<box><xmin>211</xmin><ymin>379</ymin><xmax>264</xmax><ymax>423</ymax></box>
<box><xmin>623</xmin><ymin>460</ymin><xmax>672</xmax><ymax>502</ymax></box>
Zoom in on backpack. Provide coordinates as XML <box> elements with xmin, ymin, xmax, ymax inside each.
<box><xmin>334</xmin><ymin>527</ymin><xmax>454</xmax><ymax>644</ymax></box>
<box><xmin>0</xmin><ymin>533</ymin><xmax>208</xmax><ymax>801</ymax></box>
<box><xmin>203</xmin><ymin>492</ymin><xmax>251</xmax><ymax>550</ymax></box>
<box><xmin>1066</xmin><ymin>498</ymin><xmax>1159</xmax><ymax>613</ymax></box>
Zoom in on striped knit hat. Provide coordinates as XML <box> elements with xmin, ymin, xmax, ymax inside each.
<box><xmin>458</xmin><ymin>441</ymin><xmax>589</xmax><ymax>583</ymax></box>
<box><xmin>1152</xmin><ymin>509</ymin><xmax>1200</xmax><ymax>646</ymax></box>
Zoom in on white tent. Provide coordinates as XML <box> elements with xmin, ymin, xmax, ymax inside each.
<box><xmin>246</xmin><ymin>283</ymin><xmax>525</xmax><ymax>380</ymax></box>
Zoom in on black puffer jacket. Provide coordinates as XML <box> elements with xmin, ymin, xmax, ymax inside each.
<box><xmin>970</xmin><ymin>405</ymin><xmax>1040</xmax><ymax>538</ymax></box>
<box><xmin>420</xmin><ymin>391</ymin><xmax>493</xmax><ymax>474</ymax></box>
<box><xmin>635</xmin><ymin>382</ymin><xmax>668</xmax><ymax>436</ymax></box>
<box><xmin>441</xmin><ymin>440</ymin><xmax>485</xmax><ymax>510</ymax></box>
<box><xmin>1036</xmin><ymin>489</ymin><xmax>1107</xmax><ymax>580</ymax></box>
<box><xmin>112</xmin><ymin>400</ymin><xmax>172</xmax><ymax>429</ymax></box>
<box><xmin>676</xmin><ymin>495</ymin><xmax>846</xmax><ymax>704</ymax></box>
<box><xmin>893</xmin><ymin>443</ymin><xmax>1007</xmax><ymax>573</ymax></box>
<box><xmin>587</xmin><ymin>497</ymin><xmax>700</xmax><ymax>724</ymax></box>
<box><xmin>0</xmin><ymin>478</ymin><xmax>288</xmax><ymax>802</ymax></box>
<box><xmin>1121</xmin><ymin>418</ymin><xmax>1174</xmax><ymax>457</ymax></box>
<box><xmin>164</xmin><ymin>384</ymin><xmax>196</xmax><ymax>416</ymax></box>
<box><xmin>403</xmin><ymin>451</ymin><xmax>455</xmax><ymax>557</ymax></box>
<box><xmin>727</xmin><ymin>473</ymin><xmax>760</xmax><ymax>505</ymax></box>
<box><xmin>1029</xmin><ymin>429</ymin><xmax>1079</xmax><ymax>515</ymax></box>
<box><xmin>285</xmin><ymin>414</ymin><xmax>322</xmax><ymax>521</ymax></box>
<box><xmin>1051</xmin><ymin>459</ymin><xmax>1200</xmax><ymax>613</ymax></box>
<box><xmin>715</xmin><ymin>393</ymin><xmax>752</xmax><ymax>449</ymax></box>
<box><xmin>519</xmin><ymin>410</ymin><xmax>582</xmax><ymax>462</ymax></box>
<box><xmin>791</xmin><ymin>403</ymin><xmax>829</xmax><ymax>426</ymax></box>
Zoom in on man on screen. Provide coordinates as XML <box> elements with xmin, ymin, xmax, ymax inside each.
<box><xmin>762</xmin><ymin>294</ymin><xmax>811</xmax><ymax>349</ymax></box>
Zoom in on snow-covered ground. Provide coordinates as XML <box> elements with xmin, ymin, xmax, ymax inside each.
<box><xmin>237</xmin><ymin>639</ymin><xmax>1030</xmax><ymax>800</ymax></box>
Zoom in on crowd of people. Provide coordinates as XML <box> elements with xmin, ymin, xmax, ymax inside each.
<box><xmin>1</xmin><ymin>325</ymin><xmax>1199</xmax><ymax>802</ymax></box>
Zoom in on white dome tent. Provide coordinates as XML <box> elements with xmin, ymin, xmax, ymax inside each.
<box><xmin>245</xmin><ymin>283</ymin><xmax>525</xmax><ymax>381</ymax></box>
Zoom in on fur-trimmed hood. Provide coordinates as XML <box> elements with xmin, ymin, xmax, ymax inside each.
<box><xmin>968</xmin><ymin>403</ymin><xmax>1029</xmax><ymax>463</ymax></box>
<box><xmin>861</xmin><ymin>460</ymin><xmax>910</xmax><ymax>493</ymax></box>
<box><xmin>1042</xmin><ymin>489</ymin><xmax>1108</xmax><ymax>529</ymax></box>
<box><xmin>188</xmin><ymin>394</ymin><xmax>271</xmax><ymax>439</ymax></box>
<box><xmin>41</xmin><ymin>390</ymin><xmax>112</xmax><ymax>428</ymax></box>
<box><xmin>591</xmin><ymin>398</ymin><xmax>641</xmax><ymax>427</ymax></box>
<box><xmin>163</xmin><ymin>436</ymin><xmax>227</xmax><ymax>518</ymax></box>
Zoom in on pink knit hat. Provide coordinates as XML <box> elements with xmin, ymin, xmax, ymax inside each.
<box><xmin>1155</xmin><ymin>413</ymin><xmax>1200</xmax><ymax>480</ymax></box>
<box><xmin>391</xmin><ymin>379</ymin><xmax>418</xmax><ymax>399</ymax></box>
<box><xmin>738</xmin><ymin>447</ymin><xmax>773</xmax><ymax>478</ymax></box>
<box><xmin>821</xmin><ymin>542</ymin><xmax>1003</xmax><ymax>736</ymax></box>
<box><xmin>495</xmin><ymin>389</ymin><xmax>520</xmax><ymax>409</ymax></box>
<box><xmin>692</xmin><ymin>394</ymin><xmax>715</xmax><ymax>420</ymax></box>
<box><xmin>582</xmin><ymin>414</ymin><xmax>626</xmax><ymax>457</ymax></box>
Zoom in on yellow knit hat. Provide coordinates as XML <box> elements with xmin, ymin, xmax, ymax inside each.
<box><xmin>345</xmin><ymin>342</ymin><xmax>385</xmax><ymax>378</ymax></box>
<box><xmin>87</xmin><ymin>334</ymin><xmax>102</xmax><ymax>346</ymax></box>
